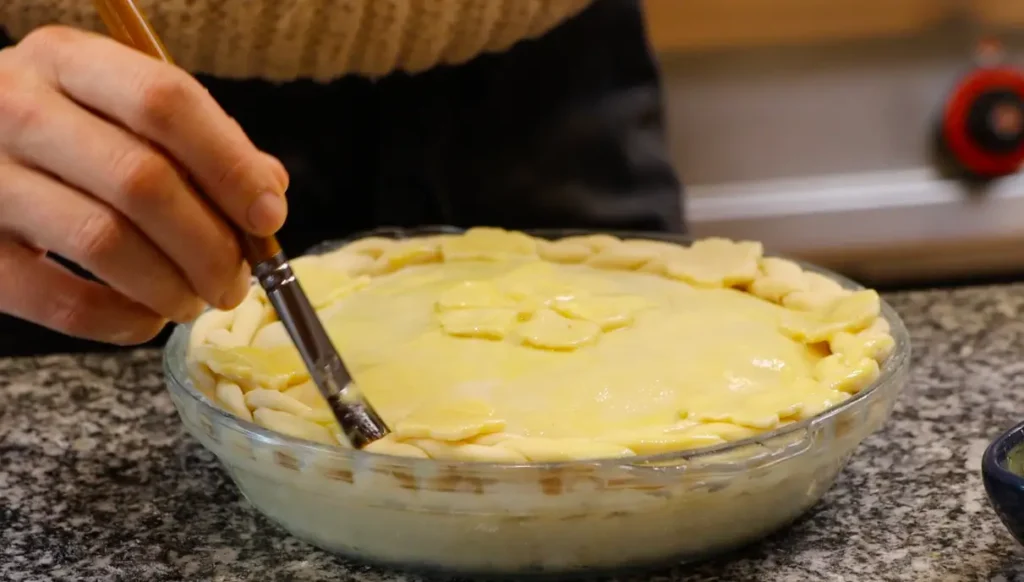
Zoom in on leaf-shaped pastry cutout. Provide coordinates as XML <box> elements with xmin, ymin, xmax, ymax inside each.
<box><xmin>406</xmin><ymin>439</ymin><xmax>528</xmax><ymax>463</ymax></box>
<box><xmin>297</xmin><ymin>408</ymin><xmax>338</xmax><ymax>426</ymax></box>
<box><xmin>341</xmin><ymin>236</ymin><xmax>396</xmax><ymax>258</ymax></box>
<box><xmin>604</xmin><ymin>421</ymin><xmax>767</xmax><ymax>455</ymax></box>
<box><xmin>814</xmin><ymin>353</ymin><xmax>881</xmax><ymax>394</ymax></box>
<box><xmin>371</xmin><ymin>240</ymin><xmax>442</xmax><ymax>274</ymax></box>
<box><xmin>782</xmin><ymin>272</ymin><xmax>850</xmax><ymax>311</ymax></box>
<box><xmin>557</xmin><ymin>234</ymin><xmax>621</xmax><ymax>251</ymax></box>
<box><xmin>206</xmin><ymin>328</ymin><xmax>245</xmax><ymax>348</ymax></box>
<box><xmin>215</xmin><ymin>381</ymin><xmax>252</xmax><ymax>422</ymax></box>
<box><xmin>283</xmin><ymin>380</ymin><xmax>329</xmax><ymax>409</ymax></box>
<box><xmin>492</xmin><ymin>264</ymin><xmax>589</xmax><ymax>317</ymax></box>
<box><xmin>678</xmin><ymin>378</ymin><xmax>841</xmax><ymax>429</ymax></box>
<box><xmin>291</xmin><ymin>259</ymin><xmax>371</xmax><ymax>309</ymax></box>
<box><xmin>679</xmin><ymin>398</ymin><xmax>784</xmax><ymax>430</ymax></box>
<box><xmin>780</xmin><ymin>290</ymin><xmax>881</xmax><ymax>343</ymax></box>
<box><xmin>517</xmin><ymin>309</ymin><xmax>601</xmax><ymax>350</ymax></box>
<box><xmin>670</xmin><ymin>421</ymin><xmax>761</xmax><ymax>442</ymax></box>
<box><xmin>194</xmin><ymin>344</ymin><xmax>307</xmax><ymax>391</ymax></box>
<box><xmin>439</xmin><ymin>308</ymin><xmax>519</xmax><ymax>340</ymax></box>
<box><xmin>602</xmin><ymin>431</ymin><xmax>726</xmax><ymax>454</ymax></box>
<box><xmin>245</xmin><ymin>388</ymin><xmax>313</xmax><ymax>416</ymax></box>
<box><xmin>597</xmin><ymin>423</ymin><xmax>757</xmax><ymax>454</ymax></box>
<box><xmin>440</xmin><ymin>227</ymin><xmax>537</xmax><ymax>261</ymax></box>
<box><xmin>584</xmin><ymin>241</ymin><xmax>665</xmax><ymax>270</ymax></box>
<box><xmin>551</xmin><ymin>295</ymin><xmax>651</xmax><ymax>331</ymax></box>
<box><xmin>748</xmin><ymin>258</ymin><xmax>808</xmax><ymax>302</ymax></box>
<box><xmin>189</xmin><ymin>360</ymin><xmax>218</xmax><ymax>398</ymax></box>
<box><xmin>796</xmin><ymin>390</ymin><xmax>852</xmax><ymax>419</ymax></box>
<box><xmin>395</xmin><ymin>400</ymin><xmax>506</xmax><ymax>441</ymax></box>
<box><xmin>227</xmin><ymin>298</ymin><xmax>269</xmax><ymax>346</ymax></box>
<box><xmin>189</xmin><ymin>309</ymin><xmax>235</xmax><ymax>352</ymax></box>
<box><xmin>436</xmin><ymin>281</ymin><xmax>516</xmax><ymax>311</ymax></box>
<box><xmin>468</xmin><ymin>432</ymin><xmax>522</xmax><ymax>446</ymax></box>
<box><xmin>866</xmin><ymin>317</ymin><xmax>891</xmax><ymax>334</ymax></box>
<box><xmin>829</xmin><ymin>328</ymin><xmax>896</xmax><ymax>363</ymax></box>
<box><xmin>497</xmin><ymin>437</ymin><xmax>634</xmax><ymax>462</ymax></box>
<box><xmin>804</xmin><ymin>272</ymin><xmax>846</xmax><ymax>295</ymax></box>
<box><xmin>252</xmin><ymin>408</ymin><xmax>335</xmax><ymax>445</ymax></box>
<box><xmin>536</xmin><ymin>239</ymin><xmax>593</xmax><ymax>263</ymax></box>
<box><xmin>319</xmin><ymin>251</ymin><xmax>375</xmax><ymax>276</ymax></box>
<box><xmin>250</xmin><ymin>320</ymin><xmax>290</xmax><ymax>350</ymax></box>
<box><xmin>363</xmin><ymin>436</ymin><xmax>431</xmax><ymax>458</ymax></box>
<box><xmin>664</xmin><ymin>238</ymin><xmax>763</xmax><ymax>288</ymax></box>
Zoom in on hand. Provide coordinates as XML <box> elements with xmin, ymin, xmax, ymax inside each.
<box><xmin>0</xmin><ymin>26</ymin><xmax>289</xmax><ymax>345</ymax></box>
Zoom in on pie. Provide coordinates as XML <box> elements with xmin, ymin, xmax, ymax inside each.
<box><xmin>186</xmin><ymin>228</ymin><xmax>895</xmax><ymax>463</ymax></box>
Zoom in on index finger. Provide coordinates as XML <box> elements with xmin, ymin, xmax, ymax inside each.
<box><xmin>17</xmin><ymin>26</ymin><xmax>289</xmax><ymax>237</ymax></box>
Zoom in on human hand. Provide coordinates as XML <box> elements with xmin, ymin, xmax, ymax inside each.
<box><xmin>0</xmin><ymin>26</ymin><xmax>289</xmax><ymax>344</ymax></box>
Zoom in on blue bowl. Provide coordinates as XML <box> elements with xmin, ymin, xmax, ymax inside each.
<box><xmin>983</xmin><ymin>420</ymin><xmax>1024</xmax><ymax>544</ymax></box>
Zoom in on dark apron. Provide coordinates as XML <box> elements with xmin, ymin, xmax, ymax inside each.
<box><xmin>0</xmin><ymin>0</ymin><xmax>683</xmax><ymax>356</ymax></box>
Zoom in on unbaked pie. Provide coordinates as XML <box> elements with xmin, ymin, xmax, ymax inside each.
<box><xmin>187</xmin><ymin>228</ymin><xmax>895</xmax><ymax>463</ymax></box>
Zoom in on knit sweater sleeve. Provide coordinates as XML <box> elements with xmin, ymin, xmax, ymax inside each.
<box><xmin>0</xmin><ymin>0</ymin><xmax>592</xmax><ymax>82</ymax></box>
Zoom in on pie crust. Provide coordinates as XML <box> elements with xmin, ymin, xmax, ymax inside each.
<box><xmin>187</xmin><ymin>228</ymin><xmax>895</xmax><ymax>463</ymax></box>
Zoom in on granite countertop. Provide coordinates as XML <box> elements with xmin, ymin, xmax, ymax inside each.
<box><xmin>3</xmin><ymin>284</ymin><xmax>1024</xmax><ymax>581</ymax></box>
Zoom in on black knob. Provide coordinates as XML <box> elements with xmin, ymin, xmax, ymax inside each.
<box><xmin>936</xmin><ymin>66</ymin><xmax>1024</xmax><ymax>179</ymax></box>
<box><xmin>966</xmin><ymin>88</ymin><xmax>1024</xmax><ymax>155</ymax></box>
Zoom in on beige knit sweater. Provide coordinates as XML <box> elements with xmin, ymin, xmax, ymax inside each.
<box><xmin>2</xmin><ymin>0</ymin><xmax>592</xmax><ymax>81</ymax></box>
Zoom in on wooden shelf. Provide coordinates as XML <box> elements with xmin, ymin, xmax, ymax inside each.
<box><xmin>970</xmin><ymin>0</ymin><xmax>1024</xmax><ymax>28</ymax></box>
<box><xmin>643</xmin><ymin>0</ymin><xmax>953</xmax><ymax>53</ymax></box>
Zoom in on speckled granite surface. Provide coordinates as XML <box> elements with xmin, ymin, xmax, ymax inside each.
<box><xmin>2</xmin><ymin>284</ymin><xmax>1024</xmax><ymax>581</ymax></box>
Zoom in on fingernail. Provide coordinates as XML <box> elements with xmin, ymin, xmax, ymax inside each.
<box><xmin>262</xmin><ymin>153</ymin><xmax>290</xmax><ymax>192</ymax></box>
<box><xmin>110</xmin><ymin>329</ymin><xmax>139</xmax><ymax>345</ymax></box>
<box><xmin>111</xmin><ymin>323</ymin><xmax>162</xmax><ymax>346</ymax></box>
<box><xmin>218</xmin><ymin>264</ymin><xmax>251</xmax><ymax>310</ymax></box>
<box><xmin>174</xmin><ymin>297</ymin><xmax>208</xmax><ymax>324</ymax></box>
<box><xmin>247</xmin><ymin>192</ymin><xmax>287</xmax><ymax>235</ymax></box>
<box><xmin>237</xmin><ymin>261</ymin><xmax>253</xmax><ymax>289</ymax></box>
<box><xmin>217</xmin><ymin>287</ymin><xmax>244</xmax><ymax>311</ymax></box>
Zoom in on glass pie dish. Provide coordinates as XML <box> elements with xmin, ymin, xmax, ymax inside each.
<box><xmin>163</xmin><ymin>227</ymin><xmax>912</xmax><ymax>576</ymax></box>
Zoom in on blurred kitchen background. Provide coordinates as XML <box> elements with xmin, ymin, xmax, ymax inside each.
<box><xmin>643</xmin><ymin>0</ymin><xmax>1024</xmax><ymax>287</ymax></box>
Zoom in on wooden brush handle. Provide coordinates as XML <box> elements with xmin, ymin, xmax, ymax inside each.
<box><xmin>92</xmin><ymin>0</ymin><xmax>283</xmax><ymax>265</ymax></box>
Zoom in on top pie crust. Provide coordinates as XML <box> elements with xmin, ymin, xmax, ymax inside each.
<box><xmin>186</xmin><ymin>228</ymin><xmax>895</xmax><ymax>463</ymax></box>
